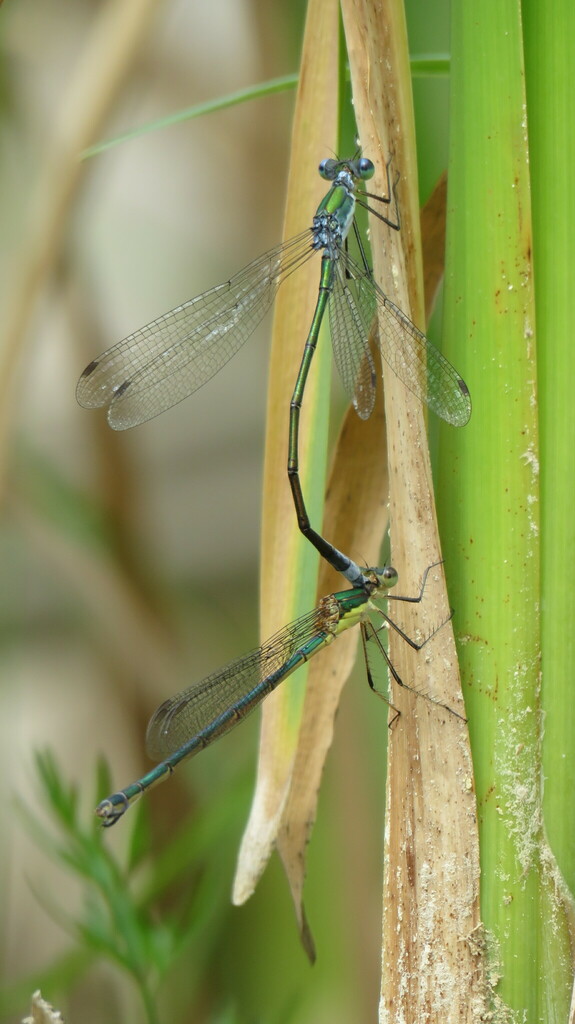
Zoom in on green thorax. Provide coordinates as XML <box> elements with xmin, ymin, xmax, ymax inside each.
<box><xmin>314</xmin><ymin>183</ymin><xmax>356</xmax><ymax>245</ymax></box>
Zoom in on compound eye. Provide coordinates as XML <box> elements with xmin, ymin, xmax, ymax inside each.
<box><xmin>382</xmin><ymin>565</ymin><xmax>398</xmax><ymax>587</ymax></box>
<box><xmin>319</xmin><ymin>158</ymin><xmax>338</xmax><ymax>180</ymax></box>
<box><xmin>358</xmin><ymin>157</ymin><xmax>375</xmax><ymax>180</ymax></box>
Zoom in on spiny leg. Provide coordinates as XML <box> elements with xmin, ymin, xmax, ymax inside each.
<box><xmin>356</xmin><ymin>153</ymin><xmax>401</xmax><ymax>231</ymax></box>
<box><xmin>360</xmin><ymin>621</ymin><xmax>401</xmax><ymax>728</ymax></box>
<box><xmin>385</xmin><ymin>559</ymin><xmax>445</xmax><ymax>605</ymax></box>
<box><xmin>362</xmin><ymin>617</ymin><xmax>466</xmax><ymax>722</ymax></box>
<box><xmin>365</xmin><ymin>569</ymin><xmax>467</xmax><ymax>722</ymax></box>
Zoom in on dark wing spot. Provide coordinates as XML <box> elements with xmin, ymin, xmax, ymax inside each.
<box><xmin>80</xmin><ymin>359</ymin><xmax>99</xmax><ymax>379</ymax></box>
<box><xmin>113</xmin><ymin>380</ymin><xmax>132</xmax><ymax>398</ymax></box>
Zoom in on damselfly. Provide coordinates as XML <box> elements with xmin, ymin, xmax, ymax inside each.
<box><xmin>96</xmin><ymin>562</ymin><xmax>464</xmax><ymax>826</ymax></box>
<box><xmin>78</xmin><ymin>158</ymin><xmax>471</xmax><ymax>589</ymax></box>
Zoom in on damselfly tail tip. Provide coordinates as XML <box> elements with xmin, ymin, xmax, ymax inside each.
<box><xmin>95</xmin><ymin>794</ymin><xmax>128</xmax><ymax>828</ymax></box>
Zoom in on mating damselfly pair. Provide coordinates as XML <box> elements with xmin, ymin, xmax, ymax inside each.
<box><xmin>79</xmin><ymin>157</ymin><xmax>471</xmax><ymax>821</ymax></box>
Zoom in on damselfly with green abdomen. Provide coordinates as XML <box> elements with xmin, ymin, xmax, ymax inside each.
<box><xmin>78</xmin><ymin>158</ymin><xmax>471</xmax><ymax>590</ymax></box>
<box><xmin>96</xmin><ymin>562</ymin><xmax>465</xmax><ymax>826</ymax></box>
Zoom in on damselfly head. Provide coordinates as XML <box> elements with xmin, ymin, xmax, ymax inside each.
<box><xmin>364</xmin><ymin>565</ymin><xmax>398</xmax><ymax>592</ymax></box>
<box><xmin>318</xmin><ymin>157</ymin><xmax>375</xmax><ymax>183</ymax></box>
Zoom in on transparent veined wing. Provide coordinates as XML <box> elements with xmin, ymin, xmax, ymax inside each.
<box><xmin>77</xmin><ymin>230</ymin><xmax>314</xmax><ymax>429</ymax></box>
<box><xmin>339</xmin><ymin>248</ymin><xmax>471</xmax><ymax>427</ymax></box>
<box><xmin>328</xmin><ymin>257</ymin><xmax>378</xmax><ymax>420</ymax></box>
<box><xmin>145</xmin><ymin>604</ymin><xmax>331</xmax><ymax>761</ymax></box>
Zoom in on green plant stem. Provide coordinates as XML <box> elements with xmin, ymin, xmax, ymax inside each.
<box><xmin>439</xmin><ymin>0</ymin><xmax>574</xmax><ymax>1017</ymax></box>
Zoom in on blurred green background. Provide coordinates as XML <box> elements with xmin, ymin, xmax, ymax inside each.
<box><xmin>0</xmin><ymin>1</ymin><xmax>449</xmax><ymax>1021</ymax></box>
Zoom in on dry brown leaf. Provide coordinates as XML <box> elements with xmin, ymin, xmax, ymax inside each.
<box><xmin>341</xmin><ymin>0</ymin><xmax>486</xmax><ymax>1019</ymax></box>
<box><xmin>233</xmin><ymin>0</ymin><xmax>340</xmax><ymax>908</ymax></box>
<box><xmin>276</xmin><ymin>357</ymin><xmax>389</xmax><ymax>957</ymax></box>
<box><xmin>22</xmin><ymin>990</ymin><xmax>65</xmax><ymax>1024</ymax></box>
